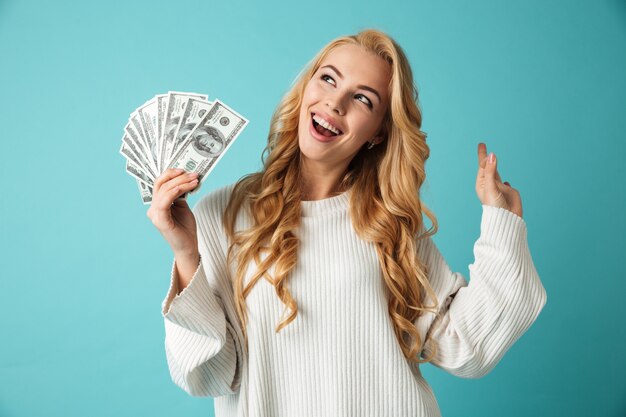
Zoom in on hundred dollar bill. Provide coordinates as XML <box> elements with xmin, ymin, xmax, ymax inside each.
<box><xmin>160</xmin><ymin>91</ymin><xmax>208</xmax><ymax>172</ymax></box>
<box><xmin>120</xmin><ymin>134</ymin><xmax>157</xmax><ymax>179</ymax></box>
<box><xmin>126</xmin><ymin>160</ymin><xmax>154</xmax><ymax>187</ymax></box>
<box><xmin>123</xmin><ymin>122</ymin><xmax>152</xmax><ymax>168</ymax></box>
<box><xmin>119</xmin><ymin>128</ymin><xmax>142</xmax><ymax>160</ymax></box>
<box><xmin>166</xmin><ymin>99</ymin><xmax>248</xmax><ymax>190</ymax></box>
<box><xmin>137</xmin><ymin>97</ymin><xmax>160</xmax><ymax>171</ymax></box>
<box><xmin>128</xmin><ymin>113</ymin><xmax>159</xmax><ymax>174</ymax></box>
<box><xmin>129</xmin><ymin>111</ymin><xmax>149</xmax><ymax>149</ymax></box>
<box><xmin>136</xmin><ymin>178</ymin><xmax>153</xmax><ymax>205</ymax></box>
<box><xmin>120</xmin><ymin>133</ymin><xmax>158</xmax><ymax>178</ymax></box>
<box><xmin>170</xmin><ymin>98</ymin><xmax>215</xmax><ymax>158</ymax></box>
<box><xmin>156</xmin><ymin>94</ymin><xmax>168</xmax><ymax>170</ymax></box>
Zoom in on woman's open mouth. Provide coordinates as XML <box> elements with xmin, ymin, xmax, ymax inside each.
<box><xmin>310</xmin><ymin>112</ymin><xmax>342</xmax><ymax>141</ymax></box>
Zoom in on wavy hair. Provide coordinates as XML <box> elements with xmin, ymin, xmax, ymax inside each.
<box><xmin>223</xmin><ymin>28</ymin><xmax>441</xmax><ymax>364</ymax></box>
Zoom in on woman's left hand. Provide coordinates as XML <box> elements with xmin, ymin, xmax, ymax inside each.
<box><xmin>475</xmin><ymin>142</ymin><xmax>523</xmax><ymax>218</ymax></box>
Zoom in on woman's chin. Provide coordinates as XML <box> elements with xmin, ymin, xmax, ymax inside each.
<box><xmin>298</xmin><ymin>136</ymin><xmax>331</xmax><ymax>161</ymax></box>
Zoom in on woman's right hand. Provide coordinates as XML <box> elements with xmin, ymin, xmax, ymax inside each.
<box><xmin>147</xmin><ymin>168</ymin><xmax>201</xmax><ymax>257</ymax></box>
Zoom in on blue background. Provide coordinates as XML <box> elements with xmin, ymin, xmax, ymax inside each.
<box><xmin>1</xmin><ymin>0</ymin><xmax>625</xmax><ymax>416</ymax></box>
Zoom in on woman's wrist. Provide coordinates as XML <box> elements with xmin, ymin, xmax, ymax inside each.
<box><xmin>172</xmin><ymin>241</ymin><xmax>199</xmax><ymax>260</ymax></box>
<box><xmin>173</xmin><ymin>251</ymin><xmax>201</xmax><ymax>294</ymax></box>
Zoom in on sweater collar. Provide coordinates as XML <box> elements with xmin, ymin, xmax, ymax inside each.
<box><xmin>300</xmin><ymin>189</ymin><xmax>351</xmax><ymax>217</ymax></box>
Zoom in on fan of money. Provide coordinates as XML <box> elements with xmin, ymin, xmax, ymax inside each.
<box><xmin>120</xmin><ymin>91</ymin><xmax>249</xmax><ymax>204</ymax></box>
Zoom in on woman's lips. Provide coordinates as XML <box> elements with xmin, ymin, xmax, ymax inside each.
<box><xmin>309</xmin><ymin>113</ymin><xmax>341</xmax><ymax>142</ymax></box>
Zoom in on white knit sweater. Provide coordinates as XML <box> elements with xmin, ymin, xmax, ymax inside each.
<box><xmin>161</xmin><ymin>183</ymin><xmax>547</xmax><ymax>417</ymax></box>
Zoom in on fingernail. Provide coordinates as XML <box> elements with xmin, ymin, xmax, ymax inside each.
<box><xmin>488</xmin><ymin>153</ymin><xmax>495</xmax><ymax>164</ymax></box>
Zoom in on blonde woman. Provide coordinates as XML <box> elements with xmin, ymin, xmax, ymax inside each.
<box><xmin>148</xmin><ymin>29</ymin><xmax>547</xmax><ymax>417</ymax></box>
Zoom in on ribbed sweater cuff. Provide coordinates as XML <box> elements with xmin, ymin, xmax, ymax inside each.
<box><xmin>479</xmin><ymin>204</ymin><xmax>527</xmax><ymax>250</ymax></box>
<box><xmin>161</xmin><ymin>257</ymin><xmax>227</xmax><ymax>341</ymax></box>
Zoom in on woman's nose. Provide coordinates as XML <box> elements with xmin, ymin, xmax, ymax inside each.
<box><xmin>325</xmin><ymin>93</ymin><xmax>346</xmax><ymax>115</ymax></box>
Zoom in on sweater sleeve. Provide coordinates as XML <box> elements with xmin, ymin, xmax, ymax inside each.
<box><xmin>416</xmin><ymin>204</ymin><xmax>547</xmax><ymax>379</ymax></box>
<box><xmin>160</xmin><ymin>185</ymin><xmax>244</xmax><ymax>397</ymax></box>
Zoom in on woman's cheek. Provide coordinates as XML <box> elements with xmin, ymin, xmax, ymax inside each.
<box><xmin>306</xmin><ymin>91</ymin><xmax>320</xmax><ymax>103</ymax></box>
<box><xmin>307</xmin><ymin>84</ymin><xmax>325</xmax><ymax>101</ymax></box>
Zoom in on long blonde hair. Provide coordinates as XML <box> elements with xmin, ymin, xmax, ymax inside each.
<box><xmin>224</xmin><ymin>28</ymin><xmax>440</xmax><ymax>364</ymax></box>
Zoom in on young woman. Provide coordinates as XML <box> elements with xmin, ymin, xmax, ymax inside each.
<box><xmin>148</xmin><ymin>29</ymin><xmax>547</xmax><ymax>417</ymax></box>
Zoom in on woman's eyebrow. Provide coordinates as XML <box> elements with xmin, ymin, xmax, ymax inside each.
<box><xmin>321</xmin><ymin>64</ymin><xmax>382</xmax><ymax>103</ymax></box>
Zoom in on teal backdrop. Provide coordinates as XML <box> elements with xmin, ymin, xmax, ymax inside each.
<box><xmin>1</xmin><ymin>0</ymin><xmax>624</xmax><ymax>416</ymax></box>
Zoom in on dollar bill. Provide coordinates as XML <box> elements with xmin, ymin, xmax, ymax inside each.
<box><xmin>156</xmin><ymin>94</ymin><xmax>168</xmax><ymax>170</ymax></box>
<box><xmin>120</xmin><ymin>134</ymin><xmax>157</xmax><ymax>179</ymax></box>
<box><xmin>159</xmin><ymin>91</ymin><xmax>208</xmax><ymax>172</ymax></box>
<box><xmin>136</xmin><ymin>178</ymin><xmax>153</xmax><ymax>205</ymax></box>
<box><xmin>121</xmin><ymin>92</ymin><xmax>248</xmax><ymax>205</ymax></box>
<box><xmin>120</xmin><ymin>135</ymin><xmax>156</xmax><ymax>179</ymax></box>
<box><xmin>137</xmin><ymin>97</ymin><xmax>159</xmax><ymax>171</ymax></box>
<box><xmin>170</xmin><ymin>98</ymin><xmax>215</xmax><ymax>158</ymax></box>
<box><xmin>129</xmin><ymin>111</ymin><xmax>148</xmax><ymax>149</ymax></box>
<box><xmin>128</xmin><ymin>113</ymin><xmax>159</xmax><ymax>174</ymax></box>
<box><xmin>166</xmin><ymin>99</ymin><xmax>248</xmax><ymax>190</ymax></box>
<box><xmin>123</xmin><ymin>122</ymin><xmax>152</xmax><ymax>169</ymax></box>
<box><xmin>126</xmin><ymin>160</ymin><xmax>154</xmax><ymax>187</ymax></box>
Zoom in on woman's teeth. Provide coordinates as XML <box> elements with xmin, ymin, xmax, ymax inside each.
<box><xmin>314</xmin><ymin>120</ymin><xmax>335</xmax><ymax>137</ymax></box>
<box><xmin>312</xmin><ymin>114</ymin><xmax>341</xmax><ymax>135</ymax></box>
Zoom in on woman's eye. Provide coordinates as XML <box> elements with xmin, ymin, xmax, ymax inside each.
<box><xmin>320</xmin><ymin>73</ymin><xmax>372</xmax><ymax>108</ymax></box>
<box><xmin>321</xmin><ymin>74</ymin><xmax>335</xmax><ymax>85</ymax></box>
<box><xmin>356</xmin><ymin>94</ymin><xmax>372</xmax><ymax>107</ymax></box>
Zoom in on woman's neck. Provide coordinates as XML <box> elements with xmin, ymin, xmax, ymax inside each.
<box><xmin>301</xmin><ymin>184</ymin><xmax>344</xmax><ymax>201</ymax></box>
<box><xmin>299</xmin><ymin>157</ymin><xmax>348</xmax><ymax>201</ymax></box>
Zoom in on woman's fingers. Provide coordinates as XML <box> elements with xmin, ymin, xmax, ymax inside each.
<box><xmin>154</xmin><ymin>168</ymin><xmax>195</xmax><ymax>193</ymax></box>
<box><xmin>477</xmin><ymin>143</ymin><xmax>487</xmax><ymax>168</ymax></box>
<box><xmin>153</xmin><ymin>168</ymin><xmax>186</xmax><ymax>193</ymax></box>
<box><xmin>153</xmin><ymin>178</ymin><xmax>198</xmax><ymax>211</ymax></box>
<box><xmin>164</xmin><ymin>178</ymin><xmax>198</xmax><ymax>202</ymax></box>
<box><xmin>161</xmin><ymin>171</ymin><xmax>199</xmax><ymax>194</ymax></box>
<box><xmin>495</xmin><ymin>168</ymin><xmax>503</xmax><ymax>184</ymax></box>
<box><xmin>478</xmin><ymin>143</ymin><xmax>505</xmax><ymax>184</ymax></box>
<box><xmin>150</xmin><ymin>170</ymin><xmax>198</xmax><ymax>211</ymax></box>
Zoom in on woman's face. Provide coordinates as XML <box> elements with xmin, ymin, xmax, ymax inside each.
<box><xmin>298</xmin><ymin>44</ymin><xmax>391</xmax><ymax>169</ymax></box>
